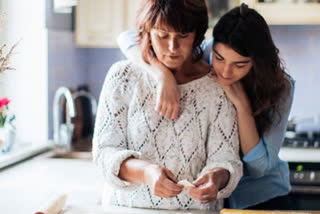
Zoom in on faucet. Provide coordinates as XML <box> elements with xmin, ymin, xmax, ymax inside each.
<box><xmin>72</xmin><ymin>90</ymin><xmax>97</xmax><ymax>117</ymax></box>
<box><xmin>53</xmin><ymin>87</ymin><xmax>76</xmax><ymax>152</ymax></box>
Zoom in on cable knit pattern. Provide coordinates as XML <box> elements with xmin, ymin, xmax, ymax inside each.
<box><xmin>92</xmin><ymin>60</ymin><xmax>243</xmax><ymax>211</ymax></box>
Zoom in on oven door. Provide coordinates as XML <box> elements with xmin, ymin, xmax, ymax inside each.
<box><xmin>289</xmin><ymin>185</ymin><xmax>320</xmax><ymax>210</ymax></box>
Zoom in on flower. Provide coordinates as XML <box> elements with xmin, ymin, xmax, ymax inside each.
<box><xmin>0</xmin><ymin>97</ymin><xmax>11</xmax><ymax>128</ymax></box>
<box><xmin>0</xmin><ymin>13</ymin><xmax>18</xmax><ymax>74</ymax></box>
<box><xmin>0</xmin><ymin>97</ymin><xmax>9</xmax><ymax>108</ymax></box>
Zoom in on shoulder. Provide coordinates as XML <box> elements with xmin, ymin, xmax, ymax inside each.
<box><xmin>198</xmin><ymin>76</ymin><xmax>233</xmax><ymax>112</ymax></box>
<box><xmin>102</xmin><ymin>60</ymin><xmax>143</xmax><ymax>98</ymax></box>
<box><xmin>280</xmin><ymin>72</ymin><xmax>295</xmax><ymax>109</ymax></box>
<box><xmin>286</xmin><ymin>73</ymin><xmax>295</xmax><ymax>97</ymax></box>
<box><xmin>106</xmin><ymin>60</ymin><xmax>142</xmax><ymax>83</ymax></box>
<box><xmin>202</xmin><ymin>76</ymin><xmax>227</xmax><ymax>100</ymax></box>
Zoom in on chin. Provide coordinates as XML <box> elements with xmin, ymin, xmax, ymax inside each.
<box><xmin>164</xmin><ymin>61</ymin><xmax>183</xmax><ymax>69</ymax></box>
<box><xmin>218</xmin><ymin>78</ymin><xmax>234</xmax><ymax>86</ymax></box>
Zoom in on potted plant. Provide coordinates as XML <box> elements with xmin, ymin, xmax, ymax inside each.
<box><xmin>0</xmin><ymin>13</ymin><xmax>18</xmax><ymax>153</ymax></box>
<box><xmin>0</xmin><ymin>97</ymin><xmax>16</xmax><ymax>153</ymax></box>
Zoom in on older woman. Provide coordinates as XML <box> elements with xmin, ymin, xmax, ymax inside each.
<box><xmin>92</xmin><ymin>0</ymin><xmax>242</xmax><ymax>211</ymax></box>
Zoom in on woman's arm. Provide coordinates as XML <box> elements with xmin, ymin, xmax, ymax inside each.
<box><xmin>117</xmin><ymin>30</ymin><xmax>180</xmax><ymax>119</ymax></box>
<box><xmin>119</xmin><ymin>158</ymin><xmax>183</xmax><ymax>198</ymax></box>
<box><xmin>187</xmin><ymin>168</ymin><xmax>230</xmax><ymax>204</ymax></box>
<box><xmin>216</xmin><ymin>81</ymin><xmax>260</xmax><ymax>155</ymax></box>
<box><xmin>210</xmin><ymin>72</ymin><xmax>295</xmax><ymax>177</ymax></box>
<box><xmin>117</xmin><ymin>31</ymin><xmax>215</xmax><ymax>119</ymax></box>
<box><xmin>117</xmin><ymin>30</ymin><xmax>214</xmax><ymax>65</ymax></box>
<box><xmin>241</xmin><ymin>79</ymin><xmax>295</xmax><ymax>177</ymax></box>
<box><xmin>92</xmin><ymin>62</ymin><xmax>142</xmax><ymax>190</ymax></box>
<box><xmin>92</xmin><ymin>61</ymin><xmax>183</xmax><ymax>197</ymax></box>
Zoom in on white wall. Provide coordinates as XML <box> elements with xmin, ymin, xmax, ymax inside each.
<box><xmin>0</xmin><ymin>0</ymin><xmax>48</xmax><ymax>144</ymax></box>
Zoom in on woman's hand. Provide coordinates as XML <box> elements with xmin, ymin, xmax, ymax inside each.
<box><xmin>156</xmin><ymin>70</ymin><xmax>180</xmax><ymax>120</ymax></box>
<box><xmin>143</xmin><ymin>164</ymin><xmax>183</xmax><ymax>198</ymax></box>
<box><xmin>186</xmin><ymin>169</ymin><xmax>229</xmax><ymax>204</ymax></box>
<box><xmin>148</xmin><ymin>53</ymin><xmax>180</xmax><ymax>120</ymax></box>
<box><xmin>209</xmin><ymin>67</ymin><xmax>251</xmax><ymax>112</ymax></box>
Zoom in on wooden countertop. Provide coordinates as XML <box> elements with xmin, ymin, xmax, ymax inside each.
<box><xmin>220</xmin><ymin>209</ymin><xmax>320</xmax><ymax>214</ymax></box>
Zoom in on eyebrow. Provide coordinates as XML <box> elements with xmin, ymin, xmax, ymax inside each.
<box><xmin>213</xmin><ymin>49</ymin><xmax>250</xmax><ymax>64</ymax></box>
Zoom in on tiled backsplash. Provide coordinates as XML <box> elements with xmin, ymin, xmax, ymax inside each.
<box><xmin>48</xmin><ymin>25</ymin><xmax>320</xmax><ymax>136</ymax></box>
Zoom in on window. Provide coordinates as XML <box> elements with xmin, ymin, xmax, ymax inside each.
<box><xmin>0</xmin><ymin>0</ymin><xmax>49</xmax><ymax>168</ymax></box>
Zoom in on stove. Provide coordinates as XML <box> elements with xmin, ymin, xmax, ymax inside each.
<box><xmin>280</xmin><ymin>131</ymin><xmax>320</xmax><ymax>210</ymax></box>
<box><xmin>282</xmin><ymin>132</ymin><xmax>320</xmax><ymax>149</ymax></box>
<box><xmin>280</xmin><ymin>132</ymin><xmax>320</xmax><ymax>163</ymax></box>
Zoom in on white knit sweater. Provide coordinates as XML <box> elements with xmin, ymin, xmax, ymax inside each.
<box><xmin>92</xmin><ymin>60</ymin><xmax>243</xmax><ymax>211</ymax></box>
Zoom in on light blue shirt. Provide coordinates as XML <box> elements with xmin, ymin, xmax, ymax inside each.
<box><xmin>117</xmin><ymin>30</ymin><xmax>294</xmax><ymax>209</ymax></box>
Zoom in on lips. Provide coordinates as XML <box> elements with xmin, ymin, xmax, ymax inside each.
<box><xmin>168</xmin><ymin>55</ymin><xmax>180</xmax><ymax>60</ymax></box>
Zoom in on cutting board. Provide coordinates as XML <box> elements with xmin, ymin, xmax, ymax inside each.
<box><xmin>62</xmin><ymin>205</ymin><xmax>219</xmax><ymax>214</ymax></box>
<box><xmin>220</xmin><ymin>209</ymin><xmax>320</xmax><ymax>214</ymax></box>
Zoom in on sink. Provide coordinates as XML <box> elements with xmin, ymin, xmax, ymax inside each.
<box><xmin>48</xmin><ymin>150</ymin><xmax>92</xmax><ymax>160</ymax></box>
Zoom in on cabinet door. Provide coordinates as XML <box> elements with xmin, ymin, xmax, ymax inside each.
<box><xmin>75</xmin><ymin>0</ymin><xmax>125</xmax><ymax>47</ymax></box>
<box><xmin>123</xmin><ymin>0</ymin><xmax>141</xmax><ymax>30</ymax></box>
<box><xmin>240</xmin><ymin>0</ymin><xmax>320</xmax><ymax>25</ymax></box>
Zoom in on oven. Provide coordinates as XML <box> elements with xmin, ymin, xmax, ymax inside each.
<box><xmin>280</xmin><ymin>132</ymin><xmax>320</xmax><ymax>210</ymax></box>
<box><xmin>287</xmin><ymin>162</ymin><xmax>320</xmax><ymax>210</ymax></box>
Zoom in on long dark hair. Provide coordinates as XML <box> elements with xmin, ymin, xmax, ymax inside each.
<box><xmin>213</xmin><ymin>3</ymin><xmax>290</xmax><ymax>134</ymax></box>
<box><xmin>135</xmin><ymin>0</ymin><xmax>208</xmax><ymax>63</ymax></box>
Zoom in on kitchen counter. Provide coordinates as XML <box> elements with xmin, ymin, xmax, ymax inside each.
<box><xmin>0</xmin><ymin>151</ymin><xmax>319</xmax><ymax>214</ymax></box>
<box><xmin>0</xmin><ymin>151</ymin><xmax>104</xmax><ymax>214</ymax></box>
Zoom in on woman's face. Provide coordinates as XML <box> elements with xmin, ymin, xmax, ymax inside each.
<box><xmin>150</xmin><ymin>24</ymin><xmax>195</xmax><ymax>70</ymax></box>
<box><xmin>212</xmin><ymin>42</ymin><xmax>253</xmax><ymax>86</ymax></box>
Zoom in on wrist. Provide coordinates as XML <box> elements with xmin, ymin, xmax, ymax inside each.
<box><xmin>236</xmin><ymin>102</ymin><xmax>253</xmax><ymax>115</ymax></box>
<box><xmin>143</xmin><ymin>163</ymin><xmax>157</xmax><ymax>184</ymax></box>
<box><xmin>151</xmin><ymin>62</ymin><xmax>171</xmax><ymax>79</ymax></box>
<box><xmin>209</xmin><ymin>168</ymin><xmax>230</xmax><ymax>190</ymax></box>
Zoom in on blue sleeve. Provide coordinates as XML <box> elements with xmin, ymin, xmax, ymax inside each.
<box><xmin>117</xmin><ymin>30</ymin><xmax>139</xmax><ymax>54</ymax></box>
<box><xmin>201</xmin><ymin>38</ymin><xmax>214</xmax><ymax>64</ymax></box>
<box><xmin>242</xmin><ymin>76</ymin><xmax>295</xmax><ymax>178</ymax></box>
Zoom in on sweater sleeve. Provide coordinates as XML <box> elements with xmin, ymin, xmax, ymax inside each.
<box><xmin>242</xmin><ymin>77</ymin><xmax>295</xmax><ymax>178</ymax></box>
<box><xmin>92</xmin><ymin>61</ymin><xmax>142</xmax><ymax>190</ymax></box>
<box><xmin>200</xmin><ymin>93</ymin><xmax>243</xmax><ymax>199</ymax></box>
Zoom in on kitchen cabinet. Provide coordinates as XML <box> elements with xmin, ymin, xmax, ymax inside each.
<box><xmin>240</xmin><ymin>0</ymin><xmax>320</xmax><ymax>25</ymax></box>
<box><xmin>75</xmin><ymin>0</ymin><xmax>140</xmax><ymax>47</ymax></box>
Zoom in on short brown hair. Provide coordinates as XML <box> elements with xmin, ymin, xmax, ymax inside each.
<box><xmin>136</xmin><ymin>0</ymin><xmax>208</xmax><ymax>64</ymax></box>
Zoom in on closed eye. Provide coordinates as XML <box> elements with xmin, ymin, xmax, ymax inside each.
<box><xmin>235</xmin><ymin>63</ymin><xmax>247</xmax><ymax>68</ymax></box>
<box><xmin>215</xmin><ymin>55</ymin><xmax>223</xmax><ymax>61</ymax></box>
<box><xmin>179</xmin><ymin>34</ymin><xmax>189</xmax><ymax>38</ymax></box>
<box><xmin>158</xmin><ymin>34</ymin><xmax>168</xmax><ymax>39</ymax></box>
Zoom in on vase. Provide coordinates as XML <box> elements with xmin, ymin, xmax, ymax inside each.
<box><xmin>0</xmin><ymin>124</ymin><xmax>16</xmax><ymax>153</ymax></box>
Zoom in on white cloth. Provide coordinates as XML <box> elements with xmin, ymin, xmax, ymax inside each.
<box><xmin>92</xmin><ymin>60</ymin><xmax>243</xmax><ymax>211</ymax></box>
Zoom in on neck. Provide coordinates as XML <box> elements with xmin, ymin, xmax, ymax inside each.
<box><xmin>172</xmin><ymin>58</ymin><xmax>210</xmax><ymax>84</ymax></box>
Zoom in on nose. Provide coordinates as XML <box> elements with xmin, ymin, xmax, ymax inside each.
<box><xmin>168</xmin><ymin>38</ymin><xmax>179</xmax><ymax>53</ymax></box>
<box><xmin>221</xmin><ymin>65</ymin><xmax>233</xmax><ymax>79</ymax></box>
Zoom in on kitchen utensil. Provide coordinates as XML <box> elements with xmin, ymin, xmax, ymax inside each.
<box><xmin>34</xmin><ymin>193</ymin><xmax>67</xmax><ymax>214</ymax></box>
